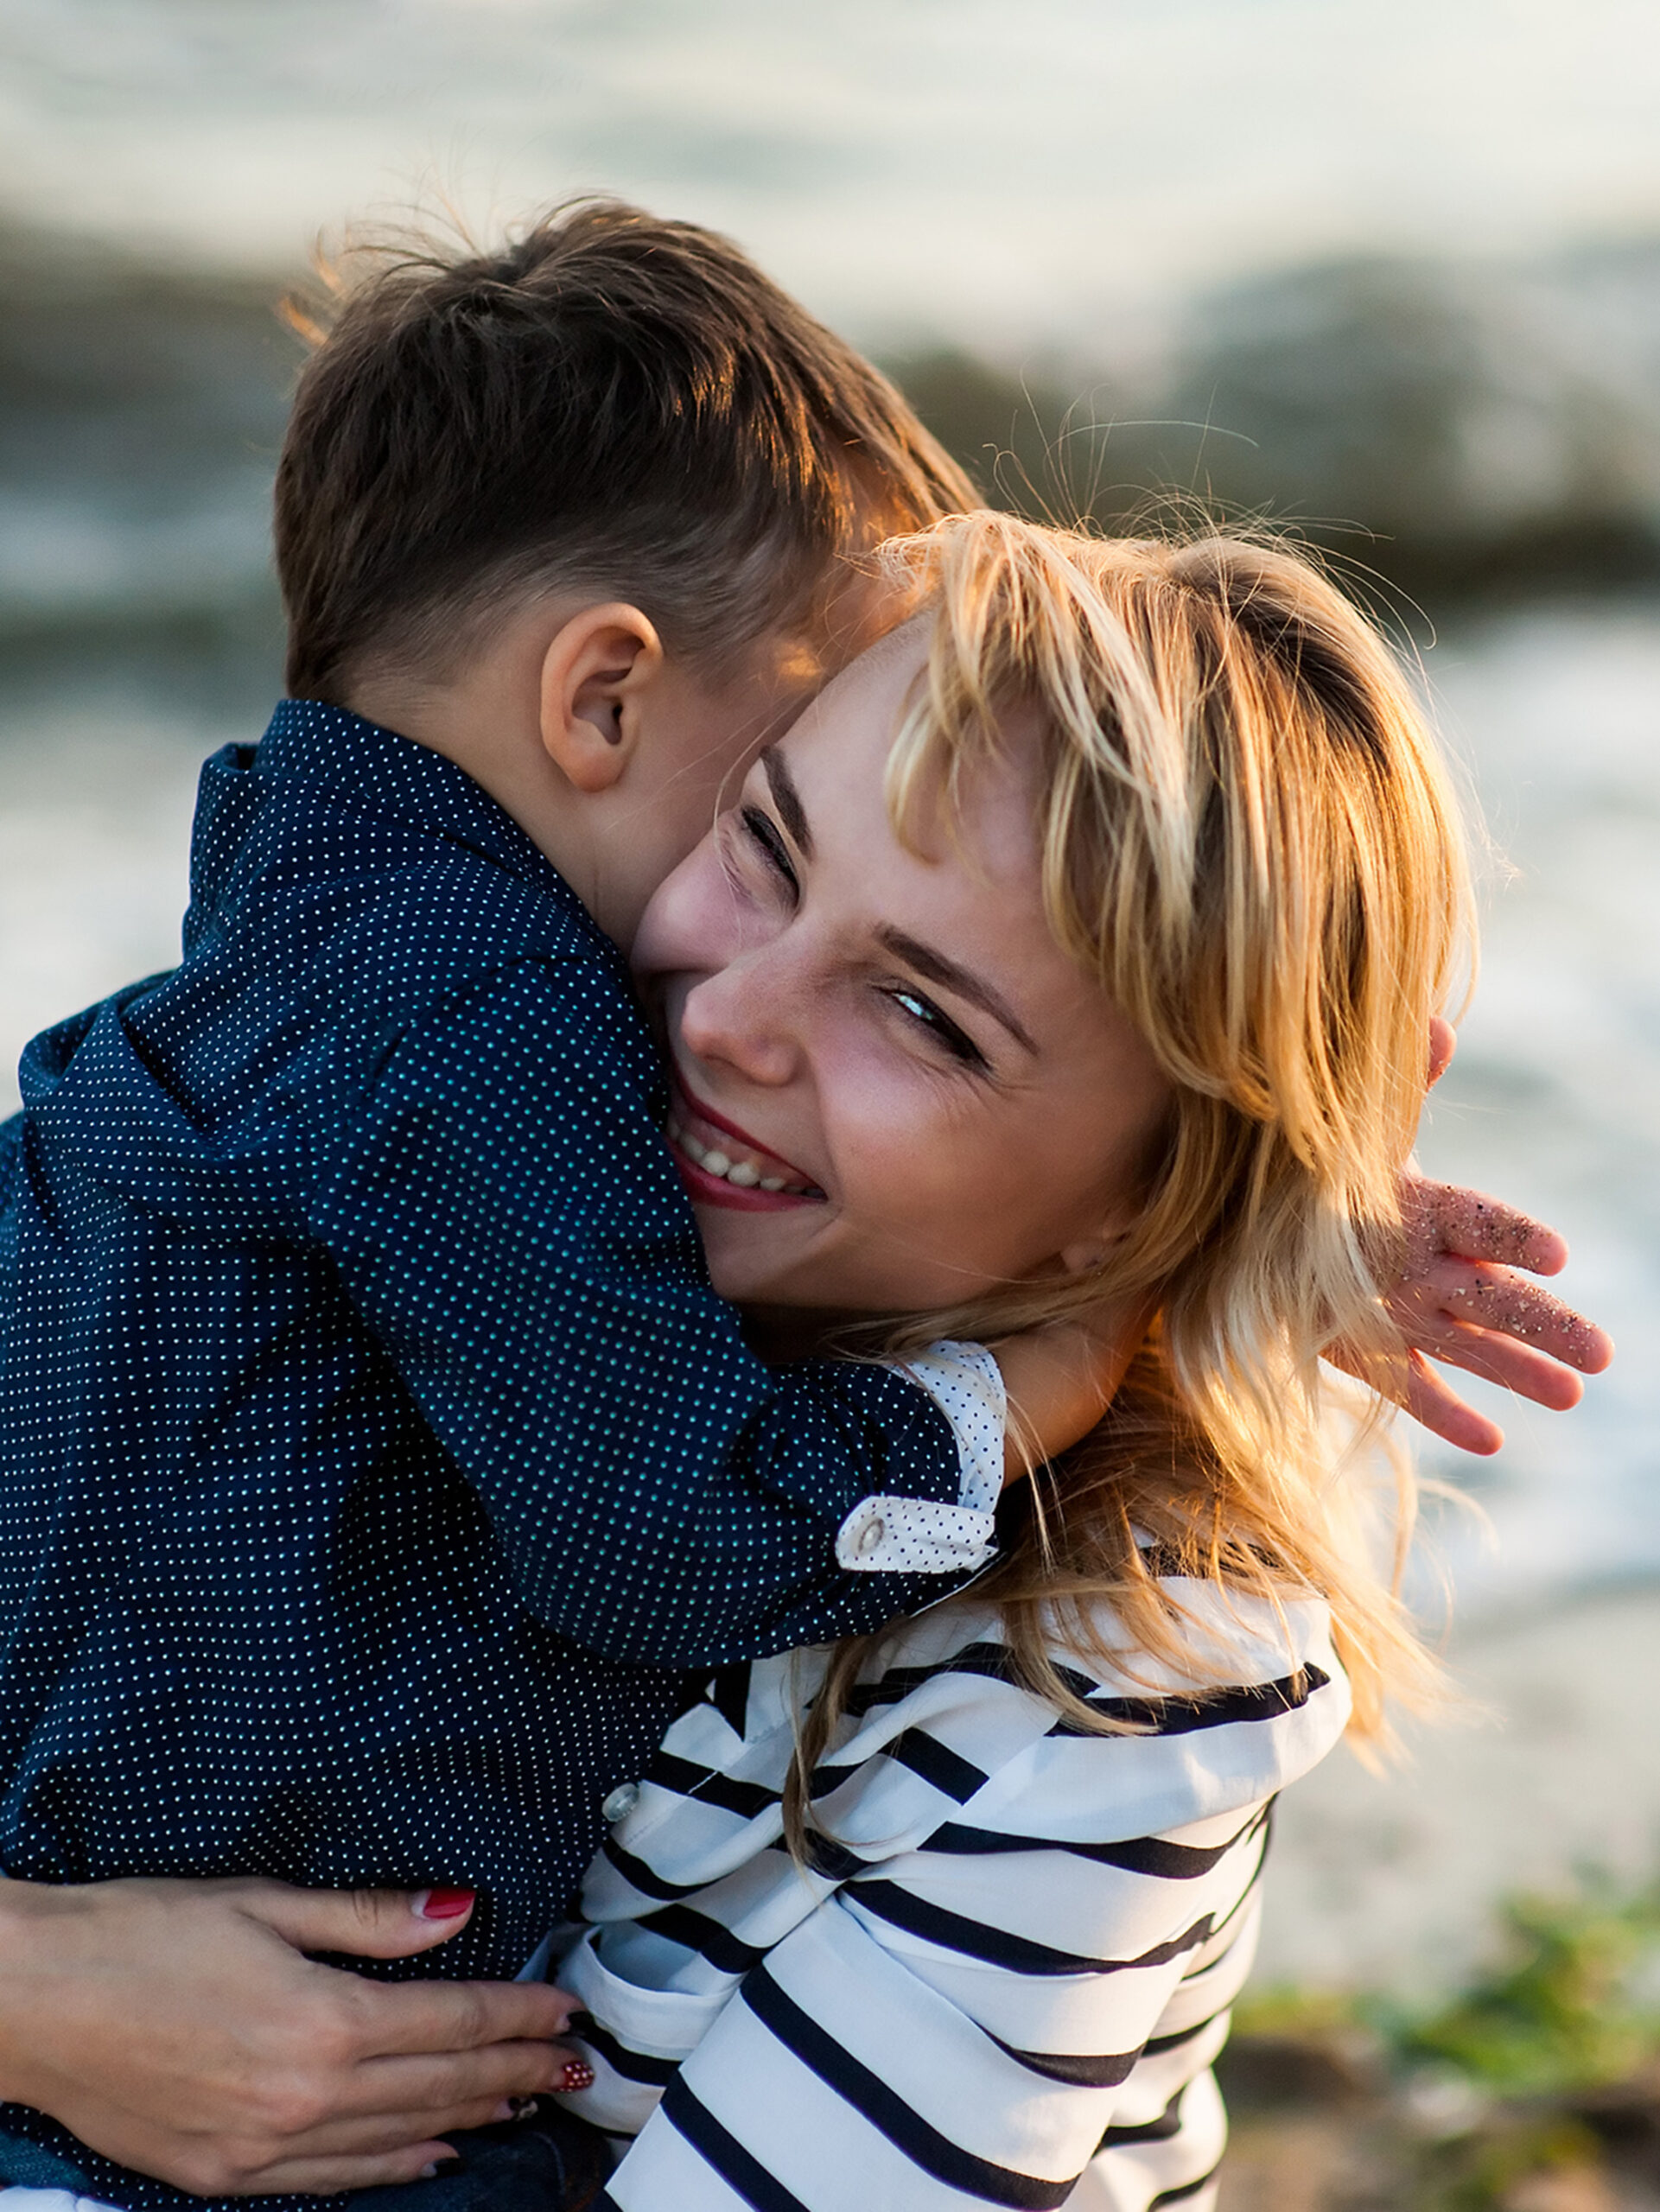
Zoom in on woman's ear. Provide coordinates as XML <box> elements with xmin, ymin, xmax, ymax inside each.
<box><xmin>538</xmin><ymin>603</ymin><xmax>665</xmax><ymax>795</ymax></box>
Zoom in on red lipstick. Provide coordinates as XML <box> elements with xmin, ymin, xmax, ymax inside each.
<box><xmin>665</xmin><ymin>1077</ymin><xmax>824</xmax><ymax>1212</ymax></box>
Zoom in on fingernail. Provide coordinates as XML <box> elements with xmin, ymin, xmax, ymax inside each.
<box><xmin>413</xmin><ymin>1886</ymin><xmax>476</xmax><ymax>1920</ymax></box>
<box><xmin>555</xmin><ymin>2060</ymin><xmax>595</xmax><ymax>2093</ymax></box>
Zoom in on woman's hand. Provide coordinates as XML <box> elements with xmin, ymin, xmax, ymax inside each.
<box><xmin>0</xmin><ymin>1873</ymin><xmax>581</xmax><ymax>2197</ymax></box>
<box><xmin>991</xmin><ymin>1295</ymin><xmax>1153</xmax><ymax>1482</ymax></box>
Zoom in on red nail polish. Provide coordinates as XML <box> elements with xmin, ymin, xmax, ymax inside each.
<box><xmin>415</xmin><ymin>1886</ymin><xmax>476</xmax><ymax>1920</ymax></box>
<box><xmin>557</xmin><ymin>2060</ymin><xmax>595</xmax><ymax>2093</ymax></box>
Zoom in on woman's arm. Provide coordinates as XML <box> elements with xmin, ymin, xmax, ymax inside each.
<box><xmin>0</xmin><ymin>1876</ymin><xmax>577</xmax><ymax>2197</ymax></box>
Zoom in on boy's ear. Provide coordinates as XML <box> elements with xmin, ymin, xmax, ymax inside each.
<box><xmin>538</xmin><ymin>603</ymin><xmax>665</xmax><ymax>795</ymax></box>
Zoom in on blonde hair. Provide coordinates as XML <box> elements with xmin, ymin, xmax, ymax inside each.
<box><xmin>785</xmin><ymin>512</ymin><xmax>1472</xmax><ymax>1851</ymax></box>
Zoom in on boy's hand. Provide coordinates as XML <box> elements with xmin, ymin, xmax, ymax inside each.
<box><xmin>992</xmin><ymin>1296</ymin><xmax>1152</xmax><ymax>1483</ymax></box>
<box><xmin>0</xmin><ymin>1873</ymin><xmax>582</xmax><ymax>2197</ymax></box>
<box><xmin>1339</xmin><ymin>1017</ymin><xmax>1614</xmax><ymax>1456</ymax></box>
<box><xmin>1366</xmin><ymin>1173</ymin><xmax>1614</xmax><ymax>1456</ymax></box>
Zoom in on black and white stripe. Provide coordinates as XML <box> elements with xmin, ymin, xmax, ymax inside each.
<box><xmin>550</xmin><ymin>1584</ymin><xmax>1349</xmax><ymax>2211</ymax></box>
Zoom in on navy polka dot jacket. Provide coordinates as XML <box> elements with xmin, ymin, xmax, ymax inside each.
<box><xmin>0</xmin><ymin>703</ymin><xmax>966</xmax><ymax>2211</ymax></box>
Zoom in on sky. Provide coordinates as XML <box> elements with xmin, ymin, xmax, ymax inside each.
<box><xmin>4</xmin><ymin>0</ymin><xmax>1660</xmax><ymax>348</ymax></box>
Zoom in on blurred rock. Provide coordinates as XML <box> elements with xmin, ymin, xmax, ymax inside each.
<box><xmin>9</xmin><ymin>217</ymin><xmax>1660</xmax><ymax>700</ymax></box>
<box><xmin>878</xmin><ymin>347</ymin><xmax>1112</xmax><ymax>518</ymax></box>
<box><xmin>0</xmin><ymin>221</ymin><xmax>296</xmax><ymax>698</ymax></box>
<box><xmin>1222</xmin><ymin>2031</ymin><xmax>1385</xmax><ymax>2112</ymax></box>
<box><xmin>1499</xmin><ymin>2167</ymin><xmax>1617</xmax><ymax>2212</ymax></box>
<box><xmin>1161</xmin><ymin>256</ymin><xmax>1660</xmax><ymax>595</ymax></box>
<box><xmin>891</xmin><ymin>250</ymin><xmax>1660</xmax><ymax>607</ymax></box>
<box><xmin>1574</xmin><ymin>2081</ymin><xmax>1660</xmax><ymax>2194</ymax></box>
<box><xmin>1220</xmin><ymin>2113</ymin><xmax>1397</xmax><ymax>2212</ymax></box>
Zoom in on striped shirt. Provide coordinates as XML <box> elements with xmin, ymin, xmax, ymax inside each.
<box><xmin>550</xmin><ymin>1580</ymin><xmax>1351</xmax><ymax>2211</ymax></box>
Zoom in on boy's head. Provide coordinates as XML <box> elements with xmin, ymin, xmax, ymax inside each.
<box><xmin>273</xmin><ymin>199</ymin><xmax>977</xmax><ymax>940</ymax></box>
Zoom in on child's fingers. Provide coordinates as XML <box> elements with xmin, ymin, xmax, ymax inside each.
<box><xmin>1412</xmin><ymin>1322</ymin><xmax>1587</xmax><ymax>1410</ymax></box>
<box><xmin>1399</xmin><ymin>1256</ymin><xmax>1613</xmax><ymax>1373</ymax></box>
<box><xmin>1393</xmin><ymin>1351</ymin><xmax>1505</xmax><ymax>1456</ymax></box>
<box><xmin>1406</xmin><ymin>1179</ymin><xmax>1568</xmax><ymax>1275</ymax></box>
<box><xmin>1342</xmin><ymin>1238</ymin><xmax>1613</xmax><ymax>1451</ymax></box>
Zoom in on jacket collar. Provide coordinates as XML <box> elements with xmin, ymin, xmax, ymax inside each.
<box><xmin>256</xmin><ymin>697</ymin><xmax>569</xmax><ymax>903</ymax></box>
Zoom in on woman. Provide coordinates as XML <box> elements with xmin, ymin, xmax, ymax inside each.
<box><xmin>509</xmin><ymin>510</ymin><xmax>1480</xmax><ymax>2210</ymax></box>
<box><xmin>0</xmin><ymin>512</ymin><xmax>1593</xmax><ymax>2212</ymax></box>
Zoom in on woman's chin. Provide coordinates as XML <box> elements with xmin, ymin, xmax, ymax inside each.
<box><xmin>692</xmin><ymin>1201</ymin><xmax>829</xmax><ymax>1309</ymax></box>
<box><xmin>695</xmin><ymin>1204</ymin><xmax>1000</xmax><ymax>1330</ymax></box>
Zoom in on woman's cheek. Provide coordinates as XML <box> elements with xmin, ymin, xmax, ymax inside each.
<box><xmin>633</xmin><ymin>834</ymin><xmax>743</xmax><ymax>981</ymax></box>
<box><xmin>819</xmin><ymin>1093</ymin><xmax>1014</xmax><ymax>1301</ymax></box>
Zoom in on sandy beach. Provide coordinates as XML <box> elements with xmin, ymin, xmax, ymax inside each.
<box><xmin>1259</xmin><ymin>1579</ymin><xmax>1660</xmax><ymax>1999</ymax></box>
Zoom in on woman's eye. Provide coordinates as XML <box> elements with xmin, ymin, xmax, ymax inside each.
<box><xmin>888</xmin><ymin>988</ymin><xmax>988</xmax><ymax>1070</ymax></box>
<box><xmin>741</xmin><ymin>805</ymin><xmax>798</xmax><ymax>897</ymax></box>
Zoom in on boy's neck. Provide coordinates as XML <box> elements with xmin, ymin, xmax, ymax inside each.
<box><xmin>344</xmin><ymin>614</ymin><xmax>563</xmax><ymax>859</ymax></box>
<box><xmin>741</xmin><ymin>1305</ymin><xmax>871</xmax><ymax>1364</ymax></box>
<box><xmin>341</xmin><ymin>595</ymin><xmax>681</xmax><ymax>947</ymax></box>
<box><xmin>338</xmin><ymin>597</ymin><xmax>831</xmax><ymax>952</ymax></box>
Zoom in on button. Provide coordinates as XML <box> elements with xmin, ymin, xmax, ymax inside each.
<box><xmin>855</xmin><ymin>1516</ymin><xmax>887</xmax><ymax>1557</ymax></box>
<box><xmin>601</xmin><ymin>1782</ymin><xmax>640</xmax><ymax>1822</ymax></box>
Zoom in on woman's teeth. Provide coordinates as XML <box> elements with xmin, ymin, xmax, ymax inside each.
<box><xmin>666</xmin><ymin>1117</ymin><xmax>797</xmax><ymax>1193</ymax></box>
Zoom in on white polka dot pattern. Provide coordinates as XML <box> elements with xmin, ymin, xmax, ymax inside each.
<box><xmin>835</xmin><ymin>1341</ymin><xmax>1006</xmax><ymax>1573</ymax></box>
<box><xmin>898</xmin><ymin>1338</ymin><xmax>1006</xmax><ymax>1516</ymax></box>
<box><xmin>0</xmin><ymin>701</ymin><xmax>988</xmax><ymax>2212</ymax></box>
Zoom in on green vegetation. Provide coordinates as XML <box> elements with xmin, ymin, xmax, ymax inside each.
<box><xmin>1237</xmin><ymin>1873</ymin><xmax>1660</xmax><ymax>2096</ymax></box>
<box><xmin>1394</xmin><ymin>1880</ymin><xmax>1660</xmax><ymax>2099</ymax></box>
<box><xmin>1224</xmin><ymin>1873</ymin><xmax>1660</xmax><ymax>2209</ymax></box>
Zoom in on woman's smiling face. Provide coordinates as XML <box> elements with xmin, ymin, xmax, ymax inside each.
<box><xmin>630</xmin><ymin>622</ymin><xmax>1173</xmax><ymax>1319</ymax></box>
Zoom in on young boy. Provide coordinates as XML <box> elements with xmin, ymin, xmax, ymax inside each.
<box><xmin>0</xmin><ymin>201</ymin><xmax>1602</xmax><ymax>2212</ymax></box>
<box><xmin>0</xmin><ymin>201</ymin><xmax>1094</xmax><ymax>2212</ymax></box>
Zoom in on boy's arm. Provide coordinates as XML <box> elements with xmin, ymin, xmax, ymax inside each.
<box><xmin>308</xmin><ymin>960</ymin><xmax>1109</xmax><ymax>1669</ymax></box>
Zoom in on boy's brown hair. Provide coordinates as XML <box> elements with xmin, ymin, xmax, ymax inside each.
<box><xmin>274</xmin><ymin>200</ymin><xmax>978</xmax><ymax>701</ymax></box>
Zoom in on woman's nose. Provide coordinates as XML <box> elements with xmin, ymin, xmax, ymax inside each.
<box><xmin>677</xmin><ymin>952</ymin><xmax>804</xmax><ymax>1089</ymax></box>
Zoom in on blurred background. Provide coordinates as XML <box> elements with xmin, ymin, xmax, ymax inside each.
<box><xmin>3</xmin><ymin>3</ymin><xmax>1658</xmax><ymax>2196</ymax></box>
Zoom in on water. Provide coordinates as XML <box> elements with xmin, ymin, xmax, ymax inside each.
<box><xmin>7</xmin><ymin>0</ymin><xmax>1660</xmax><ymax>337</ymax></box>
<box><xmin>0</xmin><ymin>690</ymin><xmax>220</xmax><ymax>1080</ymax></box>
<box><xmin>1</xmin><ymin>0</ymin><xmax>1656</xmax><ymax>1994</ymax></box>
<box><xmin>1413</xmin><ymin>602</ymin><xmax>1660</xmax><ymax>1611</ymax></box>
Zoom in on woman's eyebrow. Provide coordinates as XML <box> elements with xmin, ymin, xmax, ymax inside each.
<box><xmin>875</xmin><ymin>925</ymin><xmax>1038</xmax><ymax>1055</ymax></box>
<box><xmin>760</xmin><ymin>747</ymin><xmax>813</xmax><ymax>857</ymax></box>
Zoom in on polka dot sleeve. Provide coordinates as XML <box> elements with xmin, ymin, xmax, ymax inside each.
<box><xmin>834</xmin><ymin>1341</ymin><xmax>1005</xmax><ymax>1573</ymax></box>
